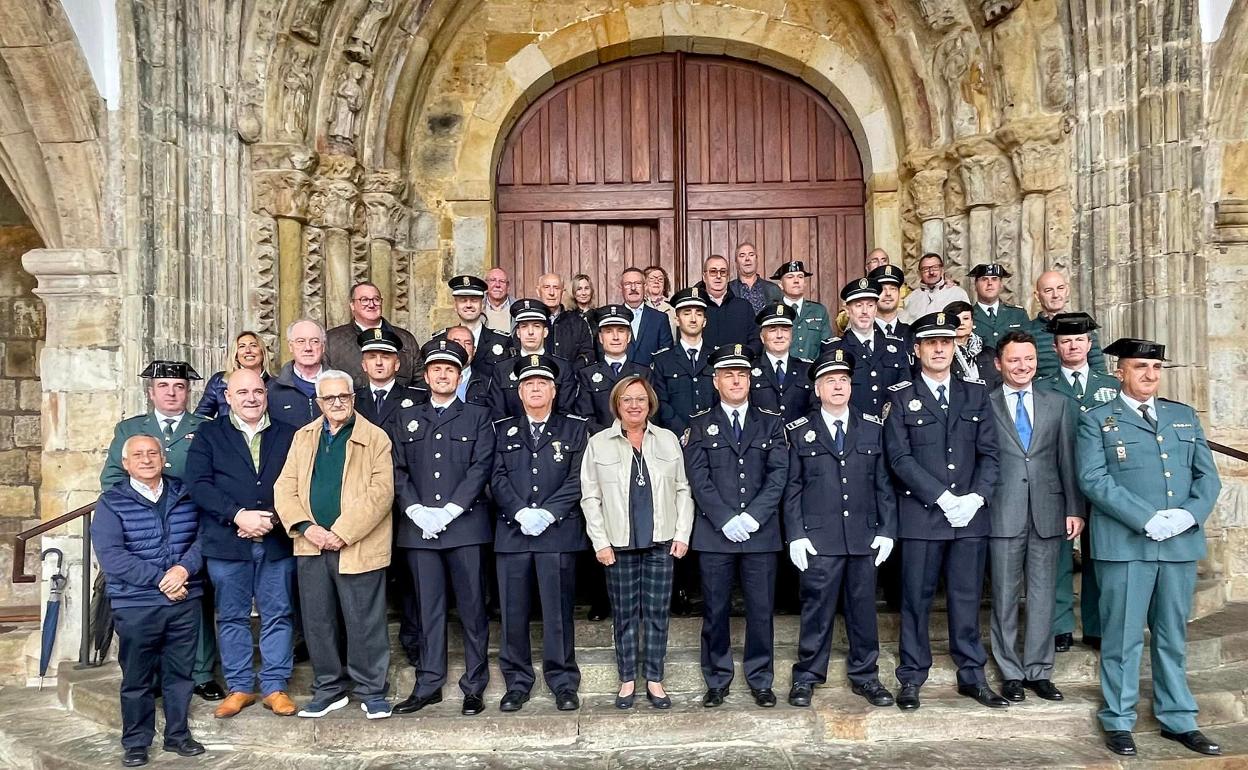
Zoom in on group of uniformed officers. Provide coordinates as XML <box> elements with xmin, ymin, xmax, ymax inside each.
<box><xmin>94</xmin><ymin>254</ymin><xmax>1223</xmax><ymax>763</ymax></box>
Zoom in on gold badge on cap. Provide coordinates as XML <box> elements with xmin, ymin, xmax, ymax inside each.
<box><xmin>461</xmin><ymin>276</ymin><xmax>470</xmax><ymax>286</ymax></box>
<box><xmin>372</xmin><ymin>329</ymin><xmax>383</xmax><ymax>339</ymax></box>
<box><xmin>529</xmin><ymin>354</ymin><xmax>539</xmax><ymax>365</ymax></box>
<box><xmin>438</xmin><ymin>340</ymin><xmax>447</xmax><ymax>350</ymax></box>
<box><xmin>936</xmin><ymin>313</ymin><xmax>946</xmax><ymax>325</ymax></box>
<box><xmin>691</xmin><ymin>287</ymin><xmax>700</xmax><ymax>298</ymax></box>
<box><xmin>734</xmin><ymin>344</ymin><xmax>743</xmax><ymax>355</ymax></box>
<box><xmin>834</xmin><ymin>350</ymin><xmax>845</xmax><ymax>362</ymax></box>
<box><xmin>858</xmin><ymin>278</ymin><xmax>869</xmax><ymax>289</ymax></box>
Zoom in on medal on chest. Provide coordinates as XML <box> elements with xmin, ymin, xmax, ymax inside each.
<box><xmin>551</xmin><ymin>440</ymin><xmax>564</xmax><ymax>463</ymax></box>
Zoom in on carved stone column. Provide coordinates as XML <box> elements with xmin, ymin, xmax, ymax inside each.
<box><xmin>252</xmin><ymin>145</ymin><xmax>315</xmax><ymax>358</ymax></box>
<box><xmin>309</xmin><ymin>156</ymin><xmax>362</xmax><ymax>330</ymax></box>
<box><xmin>911</xmin><ymin>169</ymin><xmax>948</xmax><ymax>258</ymax></box>
<box><xmin>362</xmin><ymin>169</ymin><xmax>407</xmax><ymax>317</ymax></box>
<box><xmin>1011</xmin><ymin>140</ymin><xmax>1065</xmax><ymax>313</ymax></box>
<box><xmin>959</xmin><ymin>154</ymin><xmax>1013</xmax><ymax>277</ymax></box>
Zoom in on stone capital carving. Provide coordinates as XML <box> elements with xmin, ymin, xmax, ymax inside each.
<box><xmin>21</xmin><ymin>249</ymin><xmax>120</xmax><ymax>296</ymax></box>
<box><xmin>910</xmin><ymin>169</ymin><xmax>949</xmax><ymax>221</ymax></box>
<box><xmin>308</xmin><ymin>177</ymin><xmax>360</xmax><ymax>230</ymax></box>
<box><xmin>1011</xmin><ymin>141</ymin><xmax>1067</xmax><ymax>194</ymax></box>
<box><xmin>316</xmin><ymin>154</ymin><xmax>363</xmax><ymax>183</ymax></box>
<box><xmin>254</xmin><ymin>169</ymin><xmax>312</xmax><ymax>220</ymax></box>
<box><xmin>251</xmin><ymin>143</ymin><xmax>317</xmax><ymax>172</ymax></box>
<box><xmin>959</xmin><ymin>154</ymin><xmax>1015</xmax><ymax>208</ymax></box>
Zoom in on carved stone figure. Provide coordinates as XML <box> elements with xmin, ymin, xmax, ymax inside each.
<box><xmin>291</xmin><ymin>0</ymin><xmax>333</xmax><ymax>44</ymax></box>
<box><xmin>918</xmin><ymin>0</ymin><xmax>960</xmax><ymax>31</ymax></box>
<box><xmin>936</xmin><ymin>30</ymin><xmax>988</xmax><ymax>139</ymax></box>
<box><xmin>280</xmin><ymin>48</ymin><xmax>314</xmax><ymax>139</ymax></box>
<box><xmin>982</xmin><ymin>0</ymin><xmax>1021</xmax><ymax>26</ymax></box>
<box><xmin>346</xmin><ymin>0</ymin><xmax>394</xmax><ymax>63</ymax></box>
<box><xmin>328</xmin><ymin>62</ymin><xmax>367</xmax><ymax>146</ymax></box>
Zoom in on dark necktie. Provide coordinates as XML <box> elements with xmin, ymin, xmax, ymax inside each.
<box><xmin>987</xmin><ymin>306</ymin><xmax>996</xmax><ymax>320</ymax></box>
<box><xmin>1139</xmin><ymin>404</ymin><xmax>1157</xmax><ymax>430</ymax></box>
<box><xmin>162</xmin><ymin>418</ymin><xmax>175</xmax><ymax>440</ymax></box>
<box><xmin>936</xmin><ymin>384</ymin><xmax>948</xmax><ymax>410</ymax></box>
<box><xmin>833</xmin><ymin>419</ymin><xmax>845</xmax><ymax>454</ymax></box>
<box><xmin>864</xmin><ymin>336</ymin><xmax>873</xmax><ymax>354</ymax></box>
<box><xmin>434</xmin><ymin>405</ymin><xmax>445</xmax><ymax>416</ymax></box>
<box><xmin>885</xmin><ymin>322</ymin><xmax>894</xmax><ymax>337</ymax></box>
<box><xmin>611</xmin><ymin>362</ymin><xmax>622</xmax><ymax>377</ymax></box>
<box><xmin>731</xmin><ymin>410</ymin><xmax>742</xmax><ymax>442</ymax></box>
<box><xmin>775</xmin><ymin>360</ymin><xmax>785</xmax><ymax>386</ymax></box>
<box><xmin>531</xmin><ymin>421</ymin><xmax>544</xmax><ymax>441</ymax></box>
<box><xmin>1015</xmin><ymin>391</ymin><xmax>1032</xmax><ymax>450</ymax></box>
<box><xmin>1071</xmin><ymin>371</ymin><xmax>1084</xmax><ymax>399</ymax></box>
<box><xmin>374</xmin><ymin>389</ymin><xmax>386</xmax><ymax>412</ymax></box>
<box><xmin>688</xmin><ymin>348</ymin><xmax>698</xmax><ymax>368</ymax></box>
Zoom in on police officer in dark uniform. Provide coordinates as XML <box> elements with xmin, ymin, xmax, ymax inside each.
<box><xmin>492</xmin><ymin>300</ymin><xmax>579</xmax><ymax>419</ymax></box>
<box><xmin>785</xmin><ymin>348</ymin><xmax>897</xmax><ymax>709</ymax></box>
<box><xmin>390</xmin><ymin>339</ymin><xmax>496</xmax><ymax>717</ymax></box>
<box><xmin>353</xmin><ymin>327</ymin><xmax>429</xmax><ymax>431</ymax></box>
<box><xmin>441</xmin><ymin>324</ymin><xmax>506</xmax><ymax>421</ymax></box>
<box><xmin>749</xmin><ymin>303</ymin><xmax>814</xmax><ymax>422</ymax></box>
<box><xmin>652</xmin><ymin>287</ymin><xmax>718</xmax><ymax>437</ymax></box>
<box><xmin>684</xmin><ymin>344</ymin><xmax>788</xmax><ymax>709</ymax></box>
<box><xmin>575</xmin><ymin>305</ymin><xmax>652</xmax><ymax>433</ymax></box>
<box><xmin>432</xmin><ymin>275</ymin><xmax>514</xmax><ymax>375</ymax></box>
<box><xmin>869</xmin><ymin>264</ymin><xmax>912</xmax><ymax>343</ymax></box>
<box><xmin>492</xmin><ymin>355</ymin><xmax>591</xmax><ymax>713</ymax></box>
<box><xmin>884</xmin><ymin>311</ymin><xmax>1005</xmax><ymax>711</ymax></box>
<box><xmin>821</xmin><ymin>278</ymin><xmax>909</xmax><ymax>417</ymax></box>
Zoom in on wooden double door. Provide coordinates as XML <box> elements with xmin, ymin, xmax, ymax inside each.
<box><xmin>496</xmin><ymin>53</ymin><xmax>866</xmax><ymax>304</ymax></box>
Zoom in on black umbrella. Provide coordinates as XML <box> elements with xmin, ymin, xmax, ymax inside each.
<box><xmin>88</xmin><ymin>570</ymin><xmax>114</xmax><ymax>666</ymax></box>
<box><xmin>38</xmin><ymin>549</ymin><xmax>67</xmax><ymax>689</ymax></box>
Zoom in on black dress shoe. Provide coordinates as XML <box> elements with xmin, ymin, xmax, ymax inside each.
<box><xmin>122</xmin><ymin>747</ymin><xmax>149</xmax><ymax>767</ymax></box>
<box><xmin>555</xmin><ymin>690</ymin><xmax>580</xmax><ymax>711</ymax></box>
<box><xmin>751</xmin><ymin>688</ymin><xmax>777</xmax><ymax>708</ymax></box>
<box><xmin>956</xmin><ymin>683</ymin><xmax>1009</xmax><ymax>708</ymax></box>
<box><xmin>702</xmin><ymin>687</ymin><xmax>728</xmax><ymax>708</ymax></box>
<box><xmin>587</xmin><ymin>605</ymin><xmax>610</xmax><ymax>622</ymax></box>
<box><xmin>788</xmin><ymin>683</ymin><xmax>813</xmax><ymax>707</ymax></box>
<box><xmin>615</xmin><ymin>689</ymin><xmax>635</xmax><ymax>710</ymax></box>
<box><xmin>1160</xmin><ymin>729</ymin><xmax>1221</xmax><ymax>756</ymax></box>
<box><xmin>645</xmin><ymin>685</ymin><xmax>672</xmax><ymax>709</ymax></box>
<box><xmin>896</xmin><ymin>683</ymin><xmax>921</xmax><ymax>711</ymax></box>
<box><xmin>851</xmin><ymin>680</ymin><xmax>895</xmax><ymax>707</ymax></box>
<box><xmin>193</xmin><ymin>681</ymin><xmax>226</xmax><ymax>701</ymax></box>
<box><xmin>1054</xmin><ymin>633</ymin><xmax>1072</xmax><ymax>653</ymax></box>
<box><xmin>1082</xmin><ymin>635</ymin><xmax>1102</xmax><ymax>650</ymax></box>
<box><xmin>1001</xmin><ymin>679</ymin><xmax>1026</xmax><ymax>702</ymax></box>
<box><xmin>393</xmin><ymin>689</ymin><xmax>442</xmax><ymax>714</ymax></box>
<box><xmin>1104</xmin><ymin>730</ymin><xmax>1136</xmax><ymax>756</ymax></box>
<box><xmin>1023</xmin><ymin>679</ymin><xmax>1063</xmax><ymax>701</ymax></box>
<box><xmin>670</xmin><ymin>591</ymin><xmax>696</xmax><ymax>617</ymax></box>
<box><xmin>499</xmin><ymin>690</ymin><xmax>529</xmax><ymax>712</ymax></box>
<box><xmin>161</xmin><ymin>739</ymin><xmax>205</xmax><ymax>757</ymax></box>
<box><xmin>462</xmin><ymin>693</ymin><xmax>485</xmax><ymax>715</ymax></box>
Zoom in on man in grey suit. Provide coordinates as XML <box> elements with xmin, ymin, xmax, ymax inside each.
<box><xmin>987</xmin><ymin>330</ymin><xmax>1084</xmax><ymax>703</ymax></box>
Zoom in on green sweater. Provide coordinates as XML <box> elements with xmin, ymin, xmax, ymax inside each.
<box><xmin>309</xmin><ymin>418</ymin><xmax>354</xmax><ymax>531</ymax></box>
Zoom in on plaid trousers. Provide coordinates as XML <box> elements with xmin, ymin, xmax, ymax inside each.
<box><xmin>605</xmin><ymin>542</ymin><xmax>675</xmax><ymax>682</ymax></box>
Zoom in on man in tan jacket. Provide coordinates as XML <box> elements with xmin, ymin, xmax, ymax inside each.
<box><xmin>274</xmin><ymin>369</ymin><xmax>395</xmax><ymax>720</ymax></box>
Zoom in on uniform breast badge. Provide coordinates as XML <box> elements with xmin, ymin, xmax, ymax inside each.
<box><xmin>551</xmin><ymin>441</ymin><xmax>564</xmax><ymax>463</ymax></box>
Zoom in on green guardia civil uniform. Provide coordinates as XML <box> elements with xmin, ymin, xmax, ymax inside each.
<box><xmin>1077</xmin><ymin>389</ymin><xmax>1221</xmax><ymax>734</ymax></box>
<box><xmin>788</xmin><ymin>299</ymin><xmax>832</xmax><ymax>362</ymax></box>
<box><xmin>1038</xmin><ymin>367</ymin><xmax>1121</xmax><ymax>639</ymax></box>
<box><xmin>971</xmin><ymin>301</ymin><xmax>1030</xmax><ymax>352</ymax></box>
<box><xmin>99</xmin><ymin>411</ymin><xmax>208</xmax><ymax>490</ymax></box>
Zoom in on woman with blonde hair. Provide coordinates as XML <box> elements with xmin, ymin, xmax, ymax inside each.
<box><xmin>195</xmin><ymin>331</ymin><xmax>272</xmax><ymax>417</ymax></box>
<box><xmin>580</xmin><ymin>375</ymin><xmax>693</xmax><ymax>710</ymax></box>
<box><xmin>570</xmin><ymin>273</ymin><xmax>596</xmax><ymax>322</ymax></box>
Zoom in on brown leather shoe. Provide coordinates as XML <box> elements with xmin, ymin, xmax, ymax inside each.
<box><xmin>213</xmin><ymin>692</ymin><xmax>257</xmax><ymax>719</ymax></box>
<box><xmin>263</xmin><ymin>691</ymin><xmax>298</xmax><ymax>716</ymax></box>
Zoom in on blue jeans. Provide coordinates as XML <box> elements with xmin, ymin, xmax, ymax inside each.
<box><xmin>206</xmin><ymin>543</ymin><xmax>295</xmax><ymax>696</ymax></box>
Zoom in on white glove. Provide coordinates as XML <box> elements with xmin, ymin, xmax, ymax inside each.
<box><xmin>789</xmin><ymin>538</ymin><xmax>817</xmax><ymax>572</ymax></box>
<box><xmin>722</xmin><ymin>516</ymin><xmax>751</xmax><ymax>543</ymax></box>
<box><xmin>406</xmin><ymin>505</ymin><xmax>442</xmax><ymax>539</ymax></box>
<box><xmin>431</xmin><ymin>503</ymin><xmax>463</xmax><ymax>531</ymax></box>
<box><xmin>961</xmin><ymin>493</ymin><xmax>985</xmax><ymax>513</ymax></box>
<box><xmin>1144</xmin><ymin>511</ymin><xmax>1171</xmax><ymax>541</ymax></box>
<box><xmin>870</xmin><ymin>536</ymin><xmax>894</xmax><ymax>567</ymax></box>
<box><xmin>936</xmin><ymin>490</ymin><xmax>960</xmax><ymax>514</ymax></box>
<box><xmin>1160</xmin><ymin>508</ymin><xmax>1197</xmax><ymax>539</ymax></box>
<box><xmin>739</xmin><ymin>513</ymin><xmax>760</xmax><ymax>533</ymax></box>
<box><xmin>518</xmin><ymin>507</ymin><xmax>556</xmax><ymax>537</ymax></box>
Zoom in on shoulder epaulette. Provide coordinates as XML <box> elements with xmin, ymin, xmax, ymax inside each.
<box><xmin>786</xmin><ymin>416</ymin><xmax>809</xmax><ymax>431</ymax></box>
<box><xmin>691</xmin><ymin>407</ymin><xmax>711</xmax><ymax>418</ymax></box>
<box><xmin>963</xmin><ymin>377</ymin><xmax>986</xmax><ymax>386</ymax></box>
<box><xmin>493</xmin><ymin>416</ymin><xmax>517</xmax><ymax>426</ymax></box>
<box><xmin>822</xmin><ymin>336</ymin><xmax>842</xmax><ymax>345</ymax></box>
<box><xmin>861</xmin><ymin>413</ymin><xmax>884</xmax><ymax>425</ymax></box>
<box><xmin>567</xmin><ymin>414</ymin><xmax>589</xmax><ymax>421</ymax></box>
<box><xmin>883</xmin><ymin>332</ymin><xmax>904</xmax><ymax>341</ymax></box>
<box><xmin>795</xmin><ymin>356</ymin><xmax>813</xmax><ymax>364</ymax></box>
<box><xmin>889</xmin><ymin>380</ymin><xmax>912</xmax><ymax>391</ymax></box>
<box><xmin>757</xmin><ymin>407</ymin><xmax>780</xmax><ymax>416</ymax></box>
<box><xmin>652</xmin><ymin>346</ymin><xmax>671</xmax><ymax>355</ymax></box>
<box><xmin>432</xmin><ymin>327</ymin><xmax>448</xmax><ymax>336</ymax></box>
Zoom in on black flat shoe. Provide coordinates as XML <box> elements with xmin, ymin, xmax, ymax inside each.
<box><xmin>1054</xmin><ymin>633</ymin><xmax>1072</xmax><ymax>653</ymax></box>
<box><xmin>587</xmin><ymin>605</ymin><xmax>610</xmax><ymax>622</ymax></box>
<box><xmin>462</xmin><ymin>693</ymin><xmax>485</xmax><ymax>715</ymax></box>
<box><xmin>193</xmin><ymin>681</ymin><xmax>225</xmax><ymax>701</ymax></box>
<box><xmin>646</xmin><ymin>685</ymin><xmax>672</xmax><ymax>710</ymax></box>
<box><xmin>896</xmin><ymin>683</ymin><xmax>921</xmax><ymax>710</ymax></box>
<box><xmin>393</xmin><ymin>689</ymin><xmax>442</xmax><ymax>714</ymax></box>
<box><xmin>851</xmin><ymin>680</ymin><xmax>895</xmax><ymax>707</ymax></box>
<box><xmin>1160</xmin><ymin>729</ymin><xmax>1221</xmax><ymax>756</ymax></box>
<box><xmin>788</xmin><ymin>683</ymin><xmax>813</xmax><ymax>708</ymax></box>
<box><xmin>615</xmin><ymin>687</ymin><xmax>635</xmax><ymax>710</ymax></box>
<box><xmin>161</xmin><ymin>739</ymin><xmax>205</xmax><ymax>757</ymax></box>
<box><xmin>1023</xmin><ymin>679</ymin><xmax>1063</xmax><ymax>701</ymax></box>
<box><xmin>702</xmin><ymin>687</ymin><xmax>728</xmax><ymax>708</ymax></box>
<box><xmin>751</xmin><ymin>688</ymin><xmax>776</xmax><ymax>708</ymax></box>
<box><xmin>121</xmin><ymin>747</ymin><xmax>148</xmax><ymax>767</ymax></box>
<box><xmin>499</xmin><ymin>690</ymin><xmax>529</xmax><ymax>712</ymax></box>
<box><xmin>956</xmin><ymin>683</ymin><xmax>1009</xmax><ymax>708</ymax></box>
<box><xmin>1082</xmin><ymin>635</ymin><xmax>1102</xmax><ymax>650</ymax></box>
<box><xmin>1105</xmin><ymin>730</ymin><xmax>1136</xmax><ymax>756</ymax></box>
<box><xmin>555</xmin><ymin>690</ymin><xmax>580</xmax><ymax>711</ymax></box>
<box><xmin>1001</xmin><ymin>679</ymin><xmax>1026</xmax><ymax>702</ymax></box>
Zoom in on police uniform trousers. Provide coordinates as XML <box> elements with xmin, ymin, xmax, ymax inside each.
<box><xmin>699</xmin><ymin>552</ymin><xmax>776</xmax><ymax>690</ymax></box>
<box><xmin>497</xmin><ymin>552</ymin><xmax>580</xmax><ymax>694</ymax></box>
<box><xmin>897</xmin><ymin>538</ymin><xmax>990</xmax><ymax>687</ymax></box>
<box><xmin>1054</xmin><ymin>527</ymin><xmax>1101</xmax><ymax>638</ymax></box>
<box><xmin>406</xmin><ymin>544</ymin><xmax>490</xmax><ymax>698</ymax></box>
<box><xmin>792</xmin><ymin>554</ymin><xmax>880</xmax><ymax>686</ymax></box>
<box><xmin>297</xmin><ymin>550</ymin><xmax>390</xmax><ymax>702</ymax></box>
<box><xmin>989</xmin><ymin>521</ymin><xmax>1060</xmax><ymax>682</ymax></box>
<box><xmin>1095</xmin><ymin>559</ymin><xmax>1199</xmax><ymax>733</ymax></box>
<box><xmin>113</xmin><ymin>599</ymin><xmax>200</xmax><ymax>749</ymax></box>
<box><xmin>606</xmin><ymin>543</ymin><xmax>675</xmax><ymax>682</ymax></box>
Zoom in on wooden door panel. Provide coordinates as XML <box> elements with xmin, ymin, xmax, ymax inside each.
<box><xmin>498</xmin><ymin>217</ymin><xmax>666</xmax><ymax>299</ymax></box>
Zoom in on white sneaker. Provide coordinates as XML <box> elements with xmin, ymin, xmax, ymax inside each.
<box><xmin>297</xmin><ymin>695</ymin><xmax>349</xmax><ymax>718</ymax></box>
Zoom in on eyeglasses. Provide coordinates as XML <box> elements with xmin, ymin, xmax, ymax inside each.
<box><xmin>622</xmin><ymin>281</ymin><xmax>643</xmax><ymax>289</ymax></box>
<box><xmin>619</xmin><ymin>396</ymin><xmax>649</xmax><ymax>406</ymax></box>
<box><xmin>354</xmin><ymin>297</ymin><xmax>383</xmax><ymax>306</ymax></box>
<box><xmin>317</xmin><ymin>394</ymin><xmax>354</xmax><ymax>405</ymax></box>
<box><xmin>705</xmin><ymin>268</ymin><xmax>729</xmax><ymax>276</ymax></box>
<box><xmin>291</xmin><ymin>338</ymin><xmax>324</xmax><ymax>347</ymax></box>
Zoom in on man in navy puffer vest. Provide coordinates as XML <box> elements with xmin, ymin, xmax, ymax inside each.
<box><xmin>92</xmin><ymin>434</ymin><xmax>206</xmax><ymax>768</ymax></box>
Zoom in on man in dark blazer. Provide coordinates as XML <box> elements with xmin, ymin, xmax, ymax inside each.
<box><xmin>390</xmin><ymin>339</ymin><xmax>496</xmax><ymax>716</ymax></box>
<box><xmin>491</xmin><ymin>355</ymin><xmax>591</xmax><ymax>713</ymax></box>
<box><xmin>575</xmin><ymin>305</ymin><xmax>652</xmax><ymax>432</ymax></box>
<box><xmin>684</xmin><ymin>344</ymin><xmax>788</xmax><ymax>709</ymax></box>
<box><xmin>325</xmin><ymin>281</ymin><xmax>420</xmax><ymax>388</ymax></box>
<box><xmin>749</xmin><ymin>303</ymin><xmax>815</xmax><ymax>422</ymax></box>
<box><xmin>702</xmin><ymin>255</ymin><xmax>761</xmax><ymax>357</ymax></box>
<box><xmin>537</xmin><ymin>272</ymin><xmax>595</xmax><ymax>368</ymax></box>
<box><xmin>884</xmin><ymin>311</ymin><xmax>1005</xmax><ymax>711</ymax></box>
<box><xmin>621</xmin><ymin>266</ymin><xmax>673</xmax><ymax>366</ymax></box>
<box><xmin>784</xmin><ymin>349</ymin><xmax>896</xmax><ymax>709</ymax></box>
<box><xmin>987</xmin><ymin>330</ymin><xmax>1083</xmax><ymax>704</ymax></box>
<box><xmin>185</xmin><ymin>368</ymin><xmax>300</xmax><ymax>719</ymax></box>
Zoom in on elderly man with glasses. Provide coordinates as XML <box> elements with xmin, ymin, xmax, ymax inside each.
<box><xmin>268</xmin><ymin>319</ymin><xmax>330</xmax><ymax>429</ymax></box>
<box><xmin>326</xmin><ymin>282</ymin><xmax>420</xmax><ymax>388</ymax></box>
<box><xmin>899</xmin><ymin>253</ymin><xmax>970</xmax><ymax>324</ymax></box>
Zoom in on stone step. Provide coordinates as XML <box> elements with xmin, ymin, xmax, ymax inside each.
<box><xmin>7</xmin><ymin>687</ymin><xmax>1248</xmax><ymax>769</ymax></box>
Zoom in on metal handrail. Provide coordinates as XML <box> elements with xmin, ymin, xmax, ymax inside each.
<box><xmin>10</xmin><ymin>501</ymin><xmax>96</xmax><ymax>667</ymax></box>
<box><xmin>1210</xmin><ymin>441</ymin><xmax>1248</xmax><ymax>464</ymax></box>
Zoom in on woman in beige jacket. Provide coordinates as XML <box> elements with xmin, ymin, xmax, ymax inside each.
<box><xmin>580</xmin><ymin>375</ymin><xmax>694</xmax><ymax>710</ymax></box>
